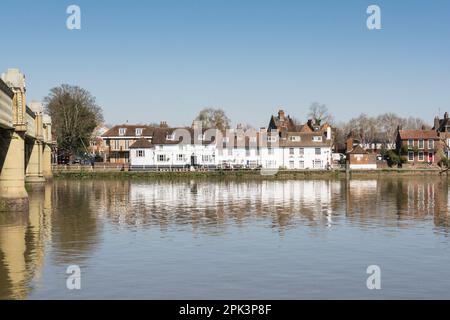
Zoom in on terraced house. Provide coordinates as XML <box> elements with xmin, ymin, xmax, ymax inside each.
<box><xmin>125</xmin><ymin>110</ymin><xmax>333</xmax><ymax>170</ymax></box>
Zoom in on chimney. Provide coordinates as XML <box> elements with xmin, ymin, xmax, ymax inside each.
<box><xmin>434</xmin><ymin>116</ymin><xmax>440</xmax><ymax>130</ymax></box>
<box><xmin>160</xmin><ymin>121</ymin><xmax>168</xmax><ymax>128</ymax></box>
<box><xmin>278</xmin><ymin>110</ymin><xmax>285</xmax><ymax>120</ymax></box>
<box><xmin>346</xmin><ymin>136</ymin><xmax>353</xmax><ymax>153</ymax></box>
<box><xmin>445</xmin><ymin>112</ymin><xmax>449</xmax><ymax>120</ymax></box>
<box><xmin>326</xmin><ymin>126</ymin><xmax>332</xmax><ymax>140</ymax></box>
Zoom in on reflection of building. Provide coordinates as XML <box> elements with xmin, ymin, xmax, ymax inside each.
<box><xmin>0</xmin><ymin>184</ymin><xmax>52</xmax><ymax>299</ymax></box>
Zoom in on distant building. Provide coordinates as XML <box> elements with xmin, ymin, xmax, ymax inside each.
<box><xmin>128</xmin><ymin>109</ymin><xmax>334</xmax><ymax>170</ymax></box>
<box><xmin>433</xmin><ymin>112</ymin><xmax>450</xmax><ymax>159</ymax></box>
<box><xmin>102</xmin><ymin>124</ymin><xmax>160</xmax><ymax>163</ymax></box>
<box><xmin>346</xmin><ymin>136</ymin><xmax>377</xmax><ymax>169</ymax></box>
<box><xmin>396</xmin><ymin>129</ymin><xmax>441</xmax><ymax>165</ymax></box>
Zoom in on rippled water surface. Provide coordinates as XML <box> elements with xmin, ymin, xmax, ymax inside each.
<box><xmin>1</xmin><ymin>177</ymin><xmax>450</xmax><ymax>299</ymax></box>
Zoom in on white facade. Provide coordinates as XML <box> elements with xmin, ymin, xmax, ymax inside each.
<box><xmin>131</xmin><ymin>144</ymin><xmax>332</xmax><ymax>170</ymax></box>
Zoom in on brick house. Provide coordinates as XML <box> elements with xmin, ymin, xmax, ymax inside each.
<box><xmin>345</xmin><ymin>136</ymin><xmax>377</xmax><ymax>169</ymax></box>
<box><xmin>396</xmin><ymin>129</ymin><xmax>441</xmax><ymax>166</ymax></box>
<box><xmin>102</xmin><ymin>124</ymin><xmax>166</xmax><ymax>163</ymax></box>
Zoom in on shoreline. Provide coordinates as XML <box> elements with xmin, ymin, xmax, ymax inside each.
<box><xmin>52</xmin><ymin>168</ymin><xmax>450</xmax><ymax>180</ymax></box>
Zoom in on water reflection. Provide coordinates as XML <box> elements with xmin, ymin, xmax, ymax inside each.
<box><xmin>0</xmin><ymin>183</ymin><xmax>52</xmax><ymax>299</ymax></box>
<box><xmin>0</xmin><ymin>177</ymin><xmax>449</xmax><ymax>299</ymax></box>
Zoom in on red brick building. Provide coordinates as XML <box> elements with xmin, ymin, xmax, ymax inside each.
<box><xmin>396</xmin><ymin>130</ymin><xmax>441</xmax><ymax>165</ymax></box>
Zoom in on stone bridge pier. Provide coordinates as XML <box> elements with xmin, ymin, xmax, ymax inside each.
<box><xmin>0</xmin><ymin>69</ymin><xmax>54</xmax><ymax>212</ymax></box>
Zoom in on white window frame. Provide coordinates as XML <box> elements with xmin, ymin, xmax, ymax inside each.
<box><xmin>418</xmin><ymin>151</ymin><xmax>424</xmax><ymax>161</ymax></box>
<box><xmin>418</xmin><ymin>139</ymin><xmax>424</xmax><ymax>149</ymax></box>
<box><xmin>312</xmin><ymin>136</ymin><xmax>322</xmax><ymax>142</ymax></box>
<box><xmin>428</xmin><ymin>139</ymin><xmax>434</xmax><ymax>149</ymax></box>
<box><xmin>408</xmin><ymin>151</ymin><xmax>414</xmax><ymax>162</ymax></box>
<box><xmin>119</xmin><ymin>128</ymin><xmax>126</xmax><ymax>136</ymax></box>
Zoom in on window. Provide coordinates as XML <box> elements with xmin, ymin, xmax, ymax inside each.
<box><xmin>198</xmin><ymin>134</ymin><xmax>204</xmax><ymax>141</ymax></box>
<box><xmin>202</xmin><ymin>155</ymin><xmax>211</xmax><ymax>162</ymax></box>
<box><xmin>125</xmin><ymin>140</ymin><xmax>129</xmax><ymax>149</ymax></box>
<box><xmin>289</xmin><ymin>148</ymin><xmax>294</xmax><ymax>155</ymax></box>
<box><xmin>289</xmin><ymin>161</ymin><xmax>295</xmax><ymax>169</ymax></box>
<box><xmin>313</xmin><ymin>160</ymin><xmax>322</xmax><ymax>169</ymax></box>
<box><xmin>315</xmin><ymin>148</ymin><xmax>321</xmax><ymax>155</ymax></box>
<box><xmin>267</xmin><ymin>136</ymin><xmax>277</xmax><ymax>142</ymax></box>
<box><xmin>312</xmin><ymin>136</ymin><xmax>322</xmax><ymax>142</ymax></box>
<box><xmin>166</xmin><ymin>133</ymin><xmax>175</xmax><ymax>141</ymax></box>
<box><xmin>289</xmin><ymin>136</ymin><xmax>300</xmax><ymax>142</ymax></box>
<box><xmin>299</xmin><ymin>161</ymin><xmax>305</xmax><ymax>169</ymax></box>
<box><xmin>157</xmin><ymin>154</ymin><xmax>167</xmax><ymax>162</ymax></box>
<box><xmin>268</xmin><ymin>148</ymin><xmax>274</xmax><ymax>155</ymax></box>
<box><xmin>418</xmin><ymin>139</ymin><xmax>424</xmax><ymax>149</ymax></box>
<box><xmin>299</xmin><ymin>148</ymin><xmax>304</xmax><ymax>155</ymax></box>
<box><xmin>246</xmin><ymin>149</ymin><xmax>251</xmax><ymax>157</ymax></box>
<box><xmin>428</xmin><ymin>139</ymin><xmax>434</xmax><ymax>149</ymax></box>
<box><xmin>135</xmin><ymin>128</ymin><xmax>143</xmax><ymax>136</ymax></box>
<box><xmin>408</xmin><ymin>139</ymin><xmax>414</xmax><ymax>147</ymax></box>
<box><xmin>177</xmin><ymin>154</ymin><xmax>184</xmax><ymax>161</ymax></box>
<box><xmin>408</xmin><ymin>151</ymin><xmax>414</xmax><ymax>161</ymax></box>
<box><xmin>266</xmin><ymin>160</ymin><xmax>276</xmax><ymax>168</ymax></box>
<box><xmin>136</xmin><ymin>150</ymin><xmax>145</xmax><ymax>157</ymax></box>
<box><xmin>119</xmin><ymin>128</ymin><xmax>126</xmax><ymax>136</ymax></box>
<box><xmin>418</xmin><ymin>151</ymin><xmax>424</xmax><ymax>161</ymax></box>
<box><xmin>114</xmin><ymin>140</ymin><xmax>119</xmax><ymax>150</ymax></box>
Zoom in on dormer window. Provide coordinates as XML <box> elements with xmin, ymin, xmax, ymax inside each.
<box><xmin>312</xmin><ymin>136</ymin><xmax>322</xmax><ymax>142</ymax></box>
<box><xmin>119</xmin><ymin>128</ymin><xmax>126</xmax><ymax>136</ymax></box>
<box><xmin>166</xmin><ymin>133</ymin><xmax>175</xmax><ymax>141</ymax></box>
<box><xmin>198</xmin><ymin>134</ymin><xmax>204</xmax><ymax>141</ymax></box>
<box><xmin>135</xmin><ymin>128</ymin><xmax>143</xmax><ymax>136</ymax></box>
<box><xmin>289</xmin><ymin>136</ymin><xmax>300</xmax><ymax>142</ymax></box>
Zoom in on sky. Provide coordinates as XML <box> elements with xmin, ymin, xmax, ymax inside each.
<box><xmin>1</xmin><ymin>0</ymin><xmax>449</xmax><ymax>128</ymax></box>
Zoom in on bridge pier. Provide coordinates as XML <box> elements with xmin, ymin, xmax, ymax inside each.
<box><xmin>26</xmin><ymin>140</ymin><xmax>45</xmax><ymax>186</ymax></box>
<box><xmin>0</xmin><ymin>130</ymin><xmax>29</xmax><ymax>211</ymax></box>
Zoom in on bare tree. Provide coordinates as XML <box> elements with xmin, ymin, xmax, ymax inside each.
<box><xmin>195</xmin><ymin>108</ymin><xmax>231</xmax><ymax>131</ymax></box>
<box><xmin>307</xmin><ymin>102</ymin><xmax>333</xmax><ymax>125</ymax></box>
<box><xmin>44</xmin><ymin>84</ymin><xmax>103</xmax><ymax>156</ymax></box>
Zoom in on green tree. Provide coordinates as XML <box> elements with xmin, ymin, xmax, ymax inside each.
<box><xmin>44</xmin><ymin>85</ymin><xmax>103</xmax><ymax>156</ymax></box>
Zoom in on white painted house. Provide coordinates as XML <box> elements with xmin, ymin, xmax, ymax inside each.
<box><xmin>129</xmin><ymin>110</ymin><xmax>333</xmax><ymax>170</ymax></box>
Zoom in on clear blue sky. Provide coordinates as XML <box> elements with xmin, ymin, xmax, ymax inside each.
<box><xmin>1</xmin><ymin>0</ymin><xmax>449</xmax><ymax>127</ymax></box>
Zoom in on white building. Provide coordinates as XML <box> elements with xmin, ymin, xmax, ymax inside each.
<box><xmin>129</xmin><ymin>110</ymin><xmax>333</xmax><ymax>170</ymax></box>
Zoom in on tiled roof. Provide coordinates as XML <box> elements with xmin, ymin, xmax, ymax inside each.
<box><xmin>102</xmin><ymin>125</ymin><xmax>155</xmax><ymax>138</ymax></box>
<box><xmin>129</xmin><ymin>138</ymin><xmax>153</xmax><ymax>149</ymax></box>
<box><xmin>398</xmin><ymin>130</ymin><xmax>439</xmax><ymax>140</ymax></box>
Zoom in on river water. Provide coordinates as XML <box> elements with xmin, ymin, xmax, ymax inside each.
<box><xmin>1</xmin><ymin>177</ymin><xmax>450</xmax><ymax>299</ymax></box>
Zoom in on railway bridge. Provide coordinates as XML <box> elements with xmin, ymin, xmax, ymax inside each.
<box><xmin>0</xmin><ymin>69</ymin><xmax>54</xmax><ymax>211</ymax></box>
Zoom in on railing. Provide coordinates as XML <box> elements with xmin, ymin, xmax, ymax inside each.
<box><xmin>0</xmin><ymin>90</ymin><xmax>13</xmax><ymax>129</ymax></box>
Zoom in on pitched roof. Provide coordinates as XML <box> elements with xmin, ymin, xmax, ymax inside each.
<box><xmin>129</xmin><ymin>138</ymin><xmax>153</xmax><ymax>149</ymax></box>
<box><xmin>398</xmin><ymin>130</ymin><xmax>439</xmax><ymax>140</ymax></box>
<box><xmin>102</xmin><ymin>125</ymin><xmax>155</xmax><ymax>138</ymax></box>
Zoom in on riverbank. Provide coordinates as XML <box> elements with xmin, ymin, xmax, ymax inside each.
<box><xmin>52</xmin><ymin>168</ymin><xmax>449</xmax><ymax>180</ymax></box>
